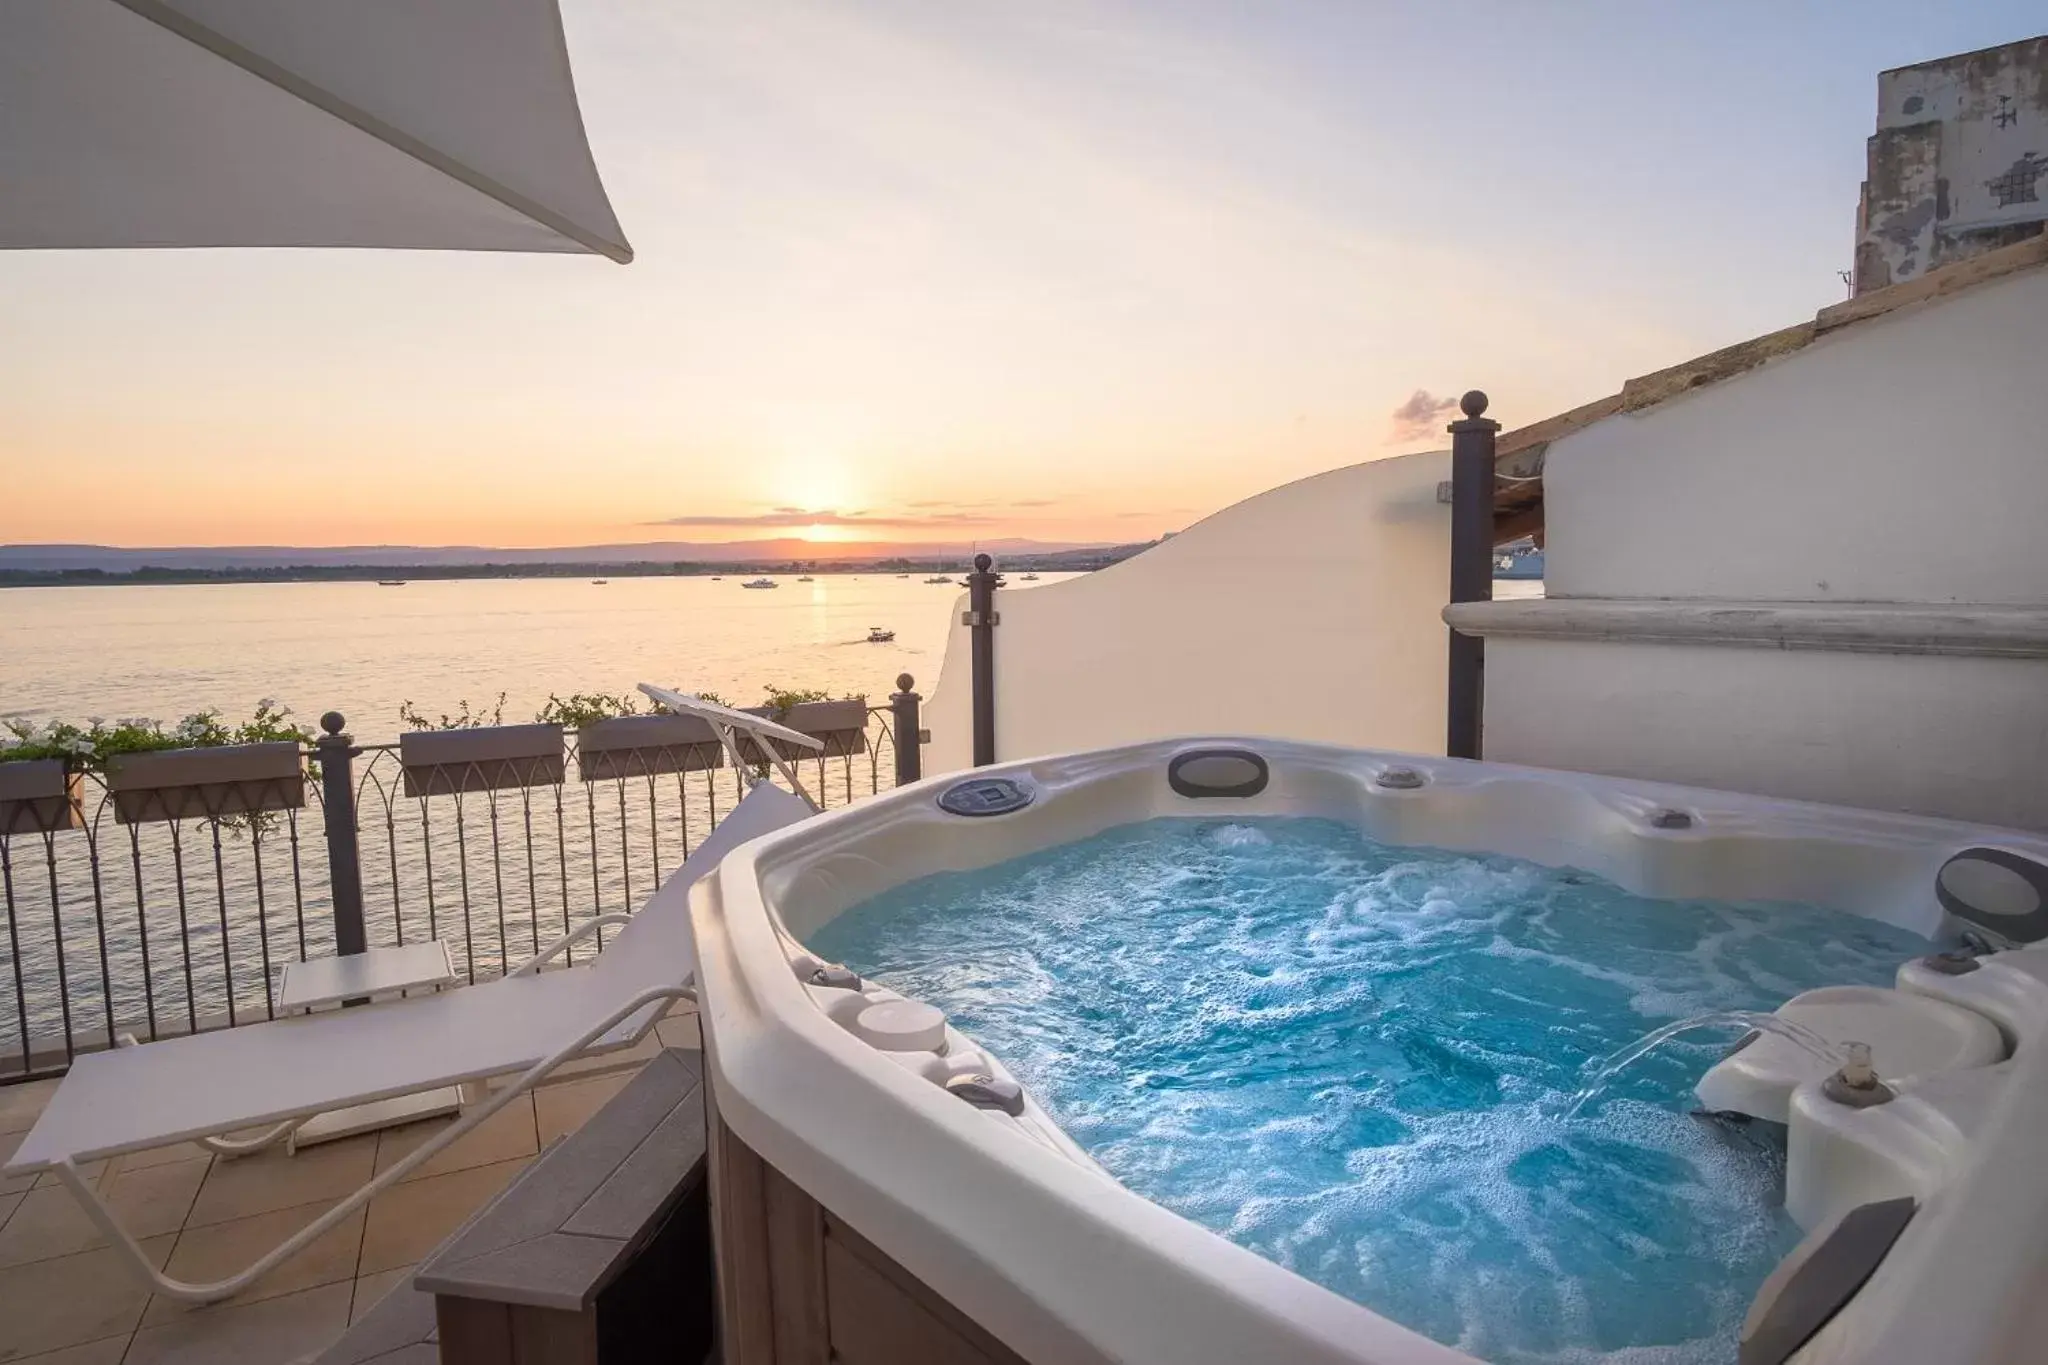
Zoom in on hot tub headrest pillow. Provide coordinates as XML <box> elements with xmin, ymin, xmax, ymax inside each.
<box><xmin>1935</xmin><ymin>847</ymin><xmax>2048</xmax><ymax>947</ymax></box>
<box><xmin>1740</xmin><ymin>1196</ymin><xmax>1916</xmax><ymax>1365</ymax></box>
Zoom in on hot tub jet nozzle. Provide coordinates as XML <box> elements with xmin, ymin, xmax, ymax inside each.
<box><xmin>1821</xmin><ymin>1041</ymin><xmax>1895</xmax><ymax>1109</ymax></box>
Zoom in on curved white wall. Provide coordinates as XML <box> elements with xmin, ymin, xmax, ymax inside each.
<box><xmin>922</xmin><ymin>451</ymin><xmax>1451</xmax><ymax>774</ymax></box>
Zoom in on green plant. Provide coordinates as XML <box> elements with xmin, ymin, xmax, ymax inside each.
<box><xmin>397</xmin><ymin>693</ymin><xmax>507</xmax><ymax>731</ymax></box>
<box><xmin>756</xmin><ymin>685</ymin><xmax>834</xmax><ymax>719</ymax></box>
<box><xmin>535</xmin><ymin>691</ymin><xmax>641</xmax><ymax>730</ymax></box>
<box><xmin>0</xmin><ymin>701</ymin><xmax>314</xmax><ymax>773</ymax></box>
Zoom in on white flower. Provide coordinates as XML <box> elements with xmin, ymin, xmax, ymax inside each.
<box><xmin>256</xmin><ymin>698</ymin><xmax>278</xmax><ymax>713</ymax></box>
<box><xmin>60</xmin><ymin>735</ymin><xmax>95</xmax><ymax>756</ymax></box>
<box><xmin>87</xmin><ymin>716</ymin><xmax>106</xmax><ymax>728</ymax></box>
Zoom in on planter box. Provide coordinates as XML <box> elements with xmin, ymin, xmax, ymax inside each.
<box><xmin>401</xmin><ymin>723</ymin><xmax>565</xmax><ymax>798</ymax></box>
<box><xmin>575</xmin><ymin>713</ymin><xmax>726</xmax><ymax>781</ymax></box>
<box><xmin>108</xmin><ymin>742</ymin><xmax>307</xmax><ymax>824</ymax></box>
<box><xmin>0</xmin><ymin>759</ymin><xmax>85</xmax><ymax>834</ymax></box>
<box><xmin>737</xmin><ymin>698</ymin><xmax>869</xmax><ymax>763</ymax></box>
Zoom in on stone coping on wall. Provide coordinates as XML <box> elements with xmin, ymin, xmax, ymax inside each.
<box><xmin>1443</xmin><ymin>598</ymin><xmax>2048</xmax><ymax>659</ymax></box>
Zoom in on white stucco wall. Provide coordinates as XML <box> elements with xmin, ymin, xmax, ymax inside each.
<box><xmin>1486</xmin><ymin>639</ymin><xmax>2048</xmax><ymax>831</ymax></box>
<box><xmin>1482</xmin><ymin>265</ymin><xmax>2048</xmax><ymax>830</ymax></box>
<box><xmin>1545</xmin><ymin>267</ymin><xmax>2048</xmax><ymax>606</ymax></box>
<box><xmin>922</xmin><ymin>451</ymin><xmax>1451</xmax><ymax>774</ymax></box>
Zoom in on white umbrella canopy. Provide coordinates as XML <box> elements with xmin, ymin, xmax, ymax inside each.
<box><xmin>0</xmin><ymin>0</ymin><xmax>632</xmax><ymax>261</ymax></box>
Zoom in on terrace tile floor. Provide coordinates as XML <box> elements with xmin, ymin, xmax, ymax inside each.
<box><xmin>0</xmin><ymin>1005</ymin><xmax>702</xmax><ymax>1364</ymax></box>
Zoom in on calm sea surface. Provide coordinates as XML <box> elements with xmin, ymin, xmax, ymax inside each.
<box><xmin>0</xmin><ymin>573</ymin><xmax>1052</xmax><ymax>738</ymax></box>
<box><xmin>0</xmin><ymin>572</ymin><xmax>1539</xmax><ymax>735</ymax></box>
<box><xmin>0</xmin><ymin>571</ymin><xmax>1538</xmax><ymax>1064</ymax></box>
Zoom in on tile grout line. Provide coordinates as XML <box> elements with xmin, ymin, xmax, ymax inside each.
<box><xmin>348</xmin><ymin>1130</ymin><xmax>389</xmax><ymax>1323</ymax></box>
<box><xmin>127</xmin><ymin>1151</ymin><xmax>213</xmax><ymax>1360</ymax></box>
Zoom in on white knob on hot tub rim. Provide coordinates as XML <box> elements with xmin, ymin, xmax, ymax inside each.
<box><xmin>854</xmin><ymin>998</ymin><xmax>949</xmax><ymax>1053</ymax></box>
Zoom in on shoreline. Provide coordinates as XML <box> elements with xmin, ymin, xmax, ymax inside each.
<box><xmin>0</xmin><ymin>557</ymin><xmax>1131</xmax><ymax>589</ymax></box>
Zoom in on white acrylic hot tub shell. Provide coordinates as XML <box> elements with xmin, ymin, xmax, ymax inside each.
<box><xmin>688</xmin><ymin>738</ymin><xmax>2048</xmax><ymax>1365</ymax></box>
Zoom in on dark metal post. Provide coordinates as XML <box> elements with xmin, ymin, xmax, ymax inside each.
<box><xmin>1447</xmin><ymin>390</ymin><xmax>1501</xmax><ymax>761</ymax></box>
<box><xmin>965</xmin><ymin>553</ymin><xmax>1000</xmax><ymax>766</ymax></box>
<box><xmin>316</xmin><ymin>712</ymin><xmax>368</xmax><ymax>958</ymax></box>
<box><xmin>889</xmin><ymin>674</ymin><xmax>923</xmax><ymax>786</ymax></box>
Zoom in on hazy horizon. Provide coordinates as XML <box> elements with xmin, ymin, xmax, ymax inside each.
<box><xmin>4</xmin><ymin>2</ymin><xmax>2040</xmax><ymax>548</ymax></box>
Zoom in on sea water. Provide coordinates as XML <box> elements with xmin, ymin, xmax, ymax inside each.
<box><xmin>809</xmin><ymin>817</ymin><xmax>1931</xmax><ymax>1365</ymax></box>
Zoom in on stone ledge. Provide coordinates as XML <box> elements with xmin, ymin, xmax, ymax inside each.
<box><xmin>1442</xmin><ymin>599</ymin><xmax>2048</xmax><ymax>658</ymax></box>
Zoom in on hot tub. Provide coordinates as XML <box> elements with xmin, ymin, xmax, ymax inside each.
<box><xmin>687</xmin><ymin>738</ymin><xmax>2048</xmax><ymax>1365</ymax></box>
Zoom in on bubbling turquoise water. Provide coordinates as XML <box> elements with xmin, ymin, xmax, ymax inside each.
<box><xmin>808</xmin><ymin>817</ymin><xmax>1932</xmax><ymax>1365</ymax></box>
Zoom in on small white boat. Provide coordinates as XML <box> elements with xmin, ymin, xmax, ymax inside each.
<box><xmin>866</xmin><ymin>627</ymin><xmax>895</xmax><ymax>643</ymax></box>
<box><xmin>1020</xmin><ymin>573</ymin><xmax>1041</xmax><ymax>581</ymax></box>
<box><xmin>924</xmin><ymin>575</ymin><xmax>954</xmax><ymax>584</ymax></box>
<box><xmin>376</xmin><ymin>579</ymin><xmax>407</xmax><ymax>586</ymax></box>
<box><xmin>742</xmin><ymin>577</ymin><xmax>778</xmax><ymax>589</ymax></box>
<box><xmin>591</xmin><ymin>579</ymin><xmax>609</xmax><ymax>585</ymax></box>
<box><xmin>798</xmin><ymin>575</ymin><xmax>814</xmax><ymax>582</ymax></box>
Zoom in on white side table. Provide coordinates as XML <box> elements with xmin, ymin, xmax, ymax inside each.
<box><xmin>277</xmin><ymin>941</ymin><xmax>464</xmax><ymax>1151</ymax></box>
<box><xmin>279</xmin><ymin>940</ymin><xmax>457</xmax><ymax>1015</ymax></box>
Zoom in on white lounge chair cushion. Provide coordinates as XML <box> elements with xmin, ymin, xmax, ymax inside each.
<box><xmin>7</xmin><ymin>781</ymin><xmax>810</xmax><ymax>1171</ymax></box>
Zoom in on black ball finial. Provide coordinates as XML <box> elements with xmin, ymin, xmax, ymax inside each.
<box><xmin>895</xmin><ymin>673</ymin><xmax>916</xmax><ymax>693</ymax></box>
<box><xmin>1459</xmin><ymin>390</ymin><xmax>1489</xmax><ymax>419</ymax></box>
<box><xmin>973</xmin><ymin>553</ymin><xmax>993</xmax><ymax>573</ymax></box>
<box><xmin>319</xmin><ymin>711</ymin><xmax>346</xmax><ymax>736</ymax></box>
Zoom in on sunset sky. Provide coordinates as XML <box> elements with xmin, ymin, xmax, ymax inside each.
<box><xmin>2</xmin><ymin>1</ymin><xmax>2038</xmax><ymax>549</ymax></box>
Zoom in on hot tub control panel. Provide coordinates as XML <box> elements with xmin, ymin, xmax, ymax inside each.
<box><xmin>786</xmin><ymin>950</ymin><xmax>1098</xmax><ymax>1171</ymax></box>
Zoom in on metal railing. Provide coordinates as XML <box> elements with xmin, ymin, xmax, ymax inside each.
<box><xmin>0</xmin><ymin>679</ymin><xmax>926</xmax><ymax>1081</ymax></box>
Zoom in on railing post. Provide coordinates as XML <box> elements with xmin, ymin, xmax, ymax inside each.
<box><xmin>889</xmin><ymin>674</ymin><xmax>923</xmax><ymax>786</ymax></box>
<box><xmin>1446</xmin><ymin>390</ymin><xmax>1501</xmax><ymax>761</ymax></box>
<box><xmin>965</xmin><ymin>553</ymin><xmax>1000</xmax><ymax>766</ymax></box>
<box><xmin>316</xmin><ymin>712</ymin><xmax>368</xmax><ymax>958</ymax></box>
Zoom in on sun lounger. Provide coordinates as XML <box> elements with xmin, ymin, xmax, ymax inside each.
<box><xmin>2</xmin><ymin>692</ymin><xmax>820</xmax><ymax>1302</ymax></box>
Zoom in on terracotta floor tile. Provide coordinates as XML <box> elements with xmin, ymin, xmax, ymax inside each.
<box><xmin>6</xmin><ymin>1337</ymin><xmax>130</xmax><ymax>1364</ymax></box>
<box><xmin>371</xmin><ymin>1094</ymin><xmax>536</xmax><ymax>1185</ymax></box>
<box><xmin>0</xmin><ymin>1159</ymin><xmax>206</xmax><ymax>1269</ymax></box>
<box><xmin>655</xmin><ymin>1012</ymin><xmax>702</xmax><ymax>1050</ymax></box>
<box><xmin>534</xmin><ymin>1071</ymin><xmax>632</xmax><ymax>1145</ymax></box>
<box><xmin>0</xmin><ymin>1080</ymin><xmax>58</xmax><ymax>1137</ymax></box>
<box><xmin>123</xmin><ymin>1279</ymin><xmax>351</xmax><ymax>1365</ymax></box>
<box><xmin>110</xmin><ymin>1143</ymin><xmax>211</xmax><ymax>1174</ymax></box>
<box><xmin>544</xmin><ymin>1029</ymin><xmax>664</xmax><ymax>1083</ymax></box>
<box><xmin>1</xmin><ymin>1135</ymin><xmax>33</xmax><ymax>1198</ymax></box>
<box><xmin>184</xmin><ymin>1132</ymin><xmax>376</xmax><ymax>1229</ymax></box>
<box><xmin>0</xmin><ymin>1234</ymin><xmax>171</xmax><ymax>1360</ymax></box>
<box><xmin>359</xmin><ymin>1156</ymin><xmax>527</xmax><ymax>1275</ymax></box>
<box><xmin>141</xmin><ymin>1197</ymin><xmax>366</xmax><ymax>1325</ymax></box>
<box><xmin>30</xmin><ymin>1162</ymin><xmax>105</xmax><ymax>1192</ymax></box>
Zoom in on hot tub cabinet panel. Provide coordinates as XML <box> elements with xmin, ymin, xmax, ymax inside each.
<box><xmin>709</xmin><ymin>1103</ymin><xmax>1028</xmax><ymax>1365</ymax></box>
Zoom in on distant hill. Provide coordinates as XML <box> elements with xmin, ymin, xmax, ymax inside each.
<box><xmin>0</xmin><ymin>538</ymin><xmax>1161</xmax><ymax>586</ymax></box>
<box><xmin>0</xmin><ymin>537</ymin><xmax>1107</xmax><ymax>573</ymax></box>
